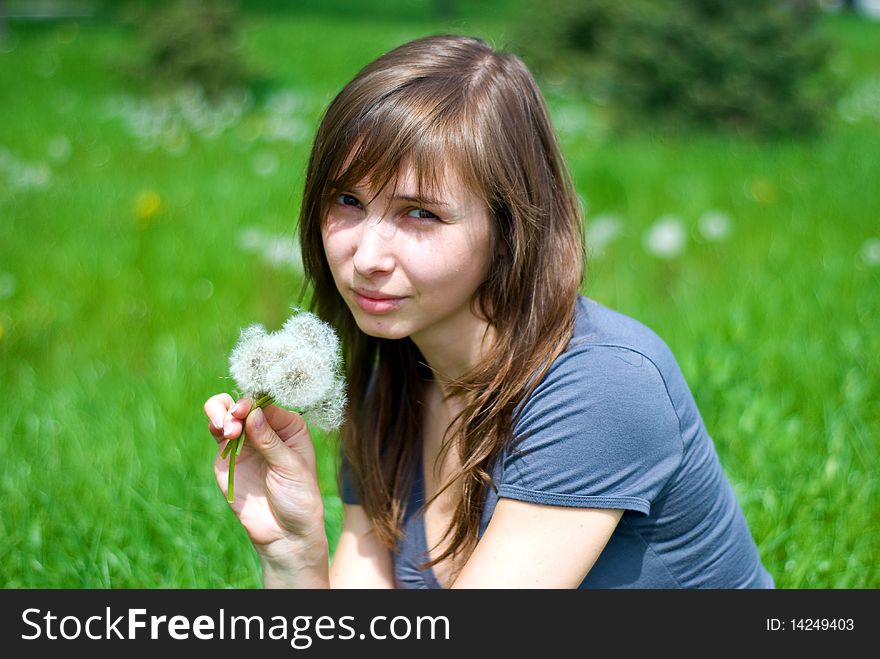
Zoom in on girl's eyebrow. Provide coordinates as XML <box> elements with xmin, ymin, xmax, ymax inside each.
<box><xmin>394</xmin><ymin>193</ymin><xmax>451</xmax><ymax>209</ymax></box>
<box><xmin>341</xmin><ymin>184</ymin><xmax>452</xmax><ymax>209</ymax></box>
<box><xmin>335</xmin><ymin>180</ymin><xmax>453</xmax><ymax>209</ymax></box>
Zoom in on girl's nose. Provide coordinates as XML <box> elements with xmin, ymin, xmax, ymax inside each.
<box><xmin>352</xmin><ymin>216</ymin><xmax>395</xmax><ymax>276</ymax></box>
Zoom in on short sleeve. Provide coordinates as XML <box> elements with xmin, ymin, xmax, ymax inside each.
<box><xmin>338</xmin><ymin>450</ymin><xmax>360</xmax><ymax>505</ymax></box>
<box><xmin>499</xmin><ymin>343</ymin><xmax>684</xmax><ymax>515</ymax></box>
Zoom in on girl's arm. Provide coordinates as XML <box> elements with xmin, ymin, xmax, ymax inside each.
<box><xmin>205</xmin><ymin>395</ymin><xmax>333</xmax><ymax>588</ymax></box>
<box><xmin>451</xmin><ymin>499</ymin><xmax>623</xmax><ymax>588</ymax></box>
<box><xmin>329</xmin><ymin>504</ymin><xmax>396</xmax><ymax>588</ymax></box>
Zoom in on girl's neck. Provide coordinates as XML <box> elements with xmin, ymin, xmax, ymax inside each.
<box><xmin>410</xmin><ymin>317</ymin><xmax>495</xmax><ymax>398</ymax></box>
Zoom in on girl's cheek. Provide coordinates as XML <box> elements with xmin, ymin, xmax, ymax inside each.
<box><xmin>399</xmin><ymin>247</ymin><xmax>443</xmax><ymax>283</ymax></box>
<box><xmin>323</xmin><ymin>221</ymin><xmax>353</xmax><ymax>258</ymax></box>
<box><xmin>320</xmin><ymin>235</ymin><xmax>345</xmax><ymax>276</ymax></box>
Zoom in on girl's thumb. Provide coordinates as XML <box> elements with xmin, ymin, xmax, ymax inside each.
<box><xmin>245</xmin><ymin>407</ymin><xmax>300</xmax><ymax>473</ymax></box>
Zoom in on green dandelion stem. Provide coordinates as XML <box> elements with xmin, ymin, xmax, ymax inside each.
<box><xmin>225</xmin><ymin>393</ymin><xmax>275</xmax><ymax>503</ymax></box>
<box><xmin>253</xmin><ymin>392</ymin><xmax>274</xmax><ymax>409</ymax></box>
<box><xmin>226</xmin><ymin>440</ymin><xmax>238</xmax><ymax>503</ymax></box>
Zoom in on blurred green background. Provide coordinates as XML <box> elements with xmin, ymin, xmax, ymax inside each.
<box><xmin>0</xmin><ymin>0</ymin><xmax>877</xmax><ymax>588</ymax></box>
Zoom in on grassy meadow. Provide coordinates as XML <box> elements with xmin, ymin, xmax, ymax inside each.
<box><xmin>0</xmin><ymin>5</ymin><xmax>877</xmax><ymax>588</ymax></box>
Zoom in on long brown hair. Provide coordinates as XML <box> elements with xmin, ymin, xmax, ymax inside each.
<box><xmin>298</xmin><ymin>34</ymin><xmax>585</xmax><ymax>580</ymax></box>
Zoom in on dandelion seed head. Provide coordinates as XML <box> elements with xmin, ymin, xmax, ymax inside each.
<box><xmin>586</xmin><ymin>214</ymin><xmax>623</xmax><ymax>256</ymax></box>
<box><xmin>861</xmin><ymin>238</ymin><xmax>880</xmax><ymax>266</ymax></box>
<box><xmin>265</xmin><ymin>314</ymin><xmax>341</xmax><ymax>408</ymax></box>
<box><xmin>47</xmin><ymin>135</ymin><xmax>72</xmax><ymax>164</ymax></box>
<box><xmin>698</xmin><ymin>210</ymin><xmax>732</xmax><ymax>242</ymax></box>
<box><xmin>228</xmin><ymin>324</ymin><xmax>273</xmax><ymax>396</ymax></box>
<box><xmin>643</xmin><ymin>215</ymin><xmax>686</xmax><ymax>259</ymax></box>
<box><xmin>266</xmin><ymin>89</ymin><xmax>302</xmax><ymax>115</ymax></box>
<box><xmin>262</xmin><ymin>236</ymin><xmax>303</xmax><ymax>272</ymax></box>
<box><xmin>0</xmin><ymin>272</ymin><xmax>16</xmax><ymax>300</ymax></box>
<box><xmin>266</xmin><ymin>345</ymin><xmax>334</xmax><ymax>409</ymax></box>
<box><xmin>282</xmin><ymin>311</ymin><xmax>340</xmax><ymax>361</ymax></box>
<box><xmin>304</xmin><ymin>376</ymin><xmax>347</xmax><ymax>432</ymax></box>
<box><xmin>229</xmin><ymin>311</ymin><xmax>347</xmax><ymax>426</ymax></box>
<box><xmin>237</xmin><ymin>226</ymin><xmax>265</xmax><ymax>253</ymax></box>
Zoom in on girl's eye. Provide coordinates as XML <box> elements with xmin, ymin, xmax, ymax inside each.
<box><xmin>336</xmin><ymin>193</ymin><xmax>362</xmax><ymax>208</ymax></box>
<box><xmin>407</xmin><ymin>207</ymin><xmax>438</xmax><ymax>222</ymax></box>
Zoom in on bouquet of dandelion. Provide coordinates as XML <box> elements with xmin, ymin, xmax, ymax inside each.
<box><xmin>224</xmin><ymin>309</ymin><xmax>347</xmax><ymax>502</ymax></box>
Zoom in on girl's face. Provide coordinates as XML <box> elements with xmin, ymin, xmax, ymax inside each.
<box><xmin>321</xmin><ymin>162</ymin><xmax>493</xmax><ymax>346</ymax></box>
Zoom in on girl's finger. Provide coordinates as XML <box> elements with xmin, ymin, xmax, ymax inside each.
<box><xmin>208</xmin><ymin>418</ymin><xmax>224</xmax><ymax>442</ymax></box>
<box><xmin>222</xmin><ymin>414</ymin><xmax>242</xmax><ymax>441</ymax></box>
<box><xmin>221</xmin><ymin>397</ymin><xmax>254</xmax><ymax>440</ymax></box>
<box><xmin>204</xmin><ymin>393</ymin><xmax>235</xmax><ymax>431</ymax></box>
<box><xmin>230</xmin><ymin>397</ymin><xmax>253</xmax><ymax>420</ymax></box>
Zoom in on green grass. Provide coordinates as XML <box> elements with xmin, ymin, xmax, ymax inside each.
<box><xmin>1</xmin><ymin>8</ymin><xmax>877</xmax><ymax>588</ymax></box>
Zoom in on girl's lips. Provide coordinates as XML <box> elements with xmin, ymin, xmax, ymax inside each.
<box><xmin>352</xmin><ymin>290</ymin><xmax>405</xmax><ymax>314</ymax></box>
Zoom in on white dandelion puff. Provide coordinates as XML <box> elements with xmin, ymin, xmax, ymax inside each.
<box><xmin>861</xmin><ymin>238</ymin><xmax>880</xmax><ymax>266</ymax></box>
<box><xmin>0</xmin><ymin>272</ymin><xmax>16</xmax><ymax>299</ymax></box>
<box><xmin>304</xmin><ymin>376</ymin><xmax>348</xmax><ymax>432</ymax></box>
<box><xmin>47</xmin><ymin>135</ymin><xmax>72</xmax><ymax>164</ymax></box>
<box><xmin>227</xmin><ymin>310</ymin><xmax>346</xmax><ymax>425</ymax></box>
<box><xmin>265</xmin><ymin>336</ymin><xmax>336</xmax><ymax>410</ymax></box>
<box><xmin>237</xmin><ymin>226</ymin><xmax>265</xmax><ymax>253</ymax></box>
<box><xmin>282</xmin><ymin>311</ymin><xmax>340</xmax><ymax>360</ymax></box>
<box><xmin>266</xmin><ymin>89</ymin><xmax>303</xmax><ymax>115</ymax></box>
<box><xmin>220</xmin><ymin>309</ymin><xmax>346</xmax><ymax>503</ymax></box>
<box><xmin>266</xmin><ymin>312</ymin><xmax>343</xmax><ymax>409</ymax></box>
<box><xmin>586</xmin><ymin>214</ymin><xmax>623</xmax><ymax>256</ymax></box>
<box><xmin>698</xmin><ymin>209</ymin><xmax>733</xmax><ymax>242</ymax></box>
<box><xmin>11</xmin><ymin>161</ymin><xmax>52</xmax><ymax>191</ymax></box>
<box><xmin>262</xmin><ymin>235</ymin><xmax>304</xmax><ymax>272</ymax></box>
<box><xmin>643</xmin><ymin>214</ymin><xmax>686</xmax><ymax>259</ymax></box>
<box><xmin>228</xmin><ymin>324</ymin><xmax>273</xmax><ymax>396</ymax></box>
<box><xmin>264</xmin><ymin>115</ymin><xmax>309</xmax><ymax>143</ymax></box>
<box><xmin>223</xmin><ymin>310</ymin><xmax>347</xmax><ymax>501</ymax></box>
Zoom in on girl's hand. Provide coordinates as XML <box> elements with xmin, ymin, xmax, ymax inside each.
<box><xmin>203</xmin><ymin>394</ymin><xmax>329</xmax><ymax>582</ymax></box>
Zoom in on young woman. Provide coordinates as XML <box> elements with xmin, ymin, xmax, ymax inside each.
<box><xmin>203</xmin><ymin>34</ymin><xmax>774</xmax><ymax>589</ymax></box>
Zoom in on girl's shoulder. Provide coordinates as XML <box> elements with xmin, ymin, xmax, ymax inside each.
<box><xmin>517</xmin><ymin>296</ymin><xmax>701</xmax><ymax>454</ymax></box>
<box><xmin>503</xmin><ymin>297</ymin><xmax>689</xmax><ymax>515</ymax></box>
<box><xmin>563</xmin><ymin>295</ymin><xmax>682</xmax><ymax>385</ymax></box>
<box><xmin>519</xmin><ymin>295</ymin><xmax>697</xmax><ymax>439</ymax></box>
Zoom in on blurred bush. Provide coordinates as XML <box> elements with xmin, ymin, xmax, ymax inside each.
<box><xmin>514</xmin><ymin>0</ymin><xmax>838</xmax><ymax>137</ymax></box>
<box><xmin>126</xmin><ymin>0</ymin><xmax>258</xmax><ymax>100</ymax></box>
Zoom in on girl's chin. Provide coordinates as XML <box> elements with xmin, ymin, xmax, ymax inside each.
<box><xmin>352</xmin><ymin>317</ymin><xmax>410</xmax><ymax>341</ymax></box>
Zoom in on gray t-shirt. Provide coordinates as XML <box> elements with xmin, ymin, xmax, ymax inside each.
<box><xmin>340</xmin><ymin>295</ymin><xmax>775</xmax><ymax>588</ymax></box>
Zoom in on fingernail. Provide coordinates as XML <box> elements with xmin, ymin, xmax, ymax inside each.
<box><xmin>223</xmin><ymin>421</ymin><xmax>233</xmax><ymax>437</ymax></box>
<box><xmin>230</xmin><ymin>402</ymin><xmax>239</xmax><ymax>415</ymax></box>
<box><xmin>253</xmin><ymin>407</ymin><xmax>264</xmax><ymax>430</ymax></box>
<box><xmin>213</xmin><ymin>415</ymin><xmax>224</xmax><ymax>430</ymax></box>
